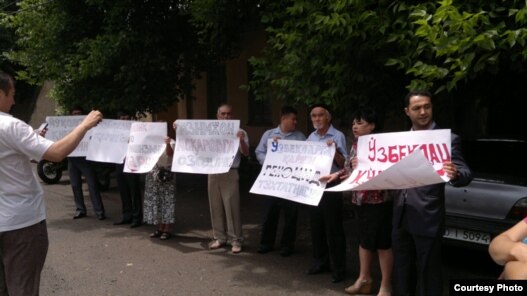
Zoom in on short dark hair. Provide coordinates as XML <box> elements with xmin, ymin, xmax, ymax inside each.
<box><xmin>280</xmin><ymin>106</ymin><xmax>297</xmax><ymax>117</ymax></box>
<box><xmin>404</xmin><ymin>90</ymin><xmax>432</xmax><ymax>107</ymax></box>
<box><xmin>0</xmin><ymin>71</ymin><xmax>14</xmax><ymax>95</ymax></box>
<box><xmin>351</xmin><ymin>107</ymin><xmax>378</xmax><ymax>129</ymax></box>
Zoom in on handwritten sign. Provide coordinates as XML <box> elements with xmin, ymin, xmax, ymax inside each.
<box><xmin>327</xmin><ymin>129</ymin><xmax>451</xmax><ymax>192</ymax></box>
<box><xmin>86</xmin><ymin>119</ymin><xmax>133</xmax><ymax>164</ymax></box>
<box><xmin>123</xmin><ymin>122</ymin><xmax>167</xmax><ymax>173</ymax></box>
<box><xmin>172</xmin><ymin>120</ymin><xmax>240</xmax><ymax>174</ymax></box>
<box><xmin>45</xmin><ymin>116</ymin><xmax>91</xmax><ymax>157</ymax></box>
<box><xmin>250</xmin><ymin>139</ymin><xmax>335</xmax><ymax>206</ymax></box>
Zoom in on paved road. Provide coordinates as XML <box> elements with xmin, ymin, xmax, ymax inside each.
<box><xmin>38</xmin><ymin>168</ymin><xmax>501</xmax><ymax>296</ymax></box>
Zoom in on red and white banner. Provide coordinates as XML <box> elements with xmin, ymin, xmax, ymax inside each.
<box><xmin>327</xmin><ymin>129</ymin><xmax>451</xmax><ymax>192</ymax></box>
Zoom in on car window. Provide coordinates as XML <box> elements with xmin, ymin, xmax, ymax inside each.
<box><xmin>462</xmin><ymin>139</ymin><xmax>526</xmax><ymax>185</ymax></box>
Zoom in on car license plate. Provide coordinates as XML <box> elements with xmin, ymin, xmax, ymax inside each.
<box><xmin>443</xmin><ymin>227</ymin><xmax>491</xmax><ymax>245</ymax></box>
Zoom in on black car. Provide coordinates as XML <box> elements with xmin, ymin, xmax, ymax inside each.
<box><xmin>444</xmin><ymin>139</ymin><xmax>527</xmax><ymax>248</ymax></box>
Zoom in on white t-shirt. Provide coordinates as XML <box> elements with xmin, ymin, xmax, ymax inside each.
<box><xmin>0</xmin><ymin>112</ymin><xmax>54</xmax><ymax>231</ymax></box>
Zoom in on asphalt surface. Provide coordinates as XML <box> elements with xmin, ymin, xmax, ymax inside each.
<box><xmin>38</xmin><ymin>165</ymin><xmax>501</xmax><ymax>296</ymax></box>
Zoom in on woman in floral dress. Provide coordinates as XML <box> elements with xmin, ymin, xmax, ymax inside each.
<box><xmin>143</xmin><ymin>136</ymin><xmax>176</xmax><ymax>240</ymax></box>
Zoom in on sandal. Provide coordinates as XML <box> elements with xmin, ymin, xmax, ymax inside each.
<box><xmin>149</xmin><ymin>230</ymin><xmax>162</xmax><ymax>238</ymax></box>
<box><xmin>160</xmin><ymin>232</ymin><xmax>172</xmax><ymax>240</ymax></box>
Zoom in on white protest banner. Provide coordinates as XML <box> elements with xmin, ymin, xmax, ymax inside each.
<box><xmin>327</xmin><ymin>129</ymin><xmax>451</xmax><ymax>192</ymax></box>
<box><xmin>45</xmin><ymin>116</ymin><xmax>91</xmax><ymax>157</ymax></box>
<box><xmin>250</xmin><ymin>139</ymin><xmax>335</xmax><ymax>206</ymax></box>
<box><xmin>123</xmin><ymin>122</ymin><xmax>167</xmax><ymax>173</ymax></box>
<box><xmin>352</xmin><ymin>149</ymin><xmax>445</xmax><ymax>190</ymax></box>
<box><xmin>86</xmin><ymin>119</ymin><xmax>133</xmax><ymax>164</ymax></box>
<box><xmin>172</xmin><ymin>119</ymin><xmax>240</xmax><ymax>174</ymax></box>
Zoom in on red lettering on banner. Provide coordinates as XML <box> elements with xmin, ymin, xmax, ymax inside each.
<box><xmin>368</xmin><ymin>137</ymin><xmax>376</xmax><ymax>161</ymax></box>
<box><xmin>378</xmin><ymin>147</ymin><xmax>387</xmax><ymax>162</ymax></box>
<box><xmin>418</xmin><ymin>144</ymin><xmax>429</xmax><ymax>160</ymax></box>
<box><xmin>439</xmin><ymin>143</ymin><xmax>451</xmax><ymax>161</ymax></box>
<box><xmin>367</xmin><ymin>169</ymin><xmax>381</xmax><ymax>179</ymax></box>
<box><xmin>408</xmin><ymin>144</ymin><xmax>419</xmax><ymax>154</ymax></box>
<box><xmin>349</xmin><ymin>169</ymin><xmax>383</xmax><ymax>184</ymax></box>
<box><xmin>388</xmin><ymin>145</ymin><xmax>399</xmax><ymax>163</ymax></box>
<box><xmin>399</xmin><ymin>145</ymin><xmax>407</xmax><ymax>159</ymax></box>
<box><xmin>349</xmin><ymin>170</ymin><xmax>368</xmax><ymax>183</ymax></box>
<box><xmin>428</xmin><ymin>144</ymin><xmax>440</xmax><ymax>164</ymax></box>
<box><xmin>364</xmin><ymin>140</ymin><xmax>451</xmax><ymax>166</ymax></box>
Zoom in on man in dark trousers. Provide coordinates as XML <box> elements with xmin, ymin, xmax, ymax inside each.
<box><xmin>305</xmin><ymin>103</ymin><xmax>348</xmax><ymax>283</ymax></box>
<box><xmin>392</xmin><ymin>90</ymin><xmax>472</xmax><ymax>296</ymax></box>
<box><xmin>67</xmin><ymin>106</ymin><xmax>106</xmax><ymax>220</ymax></box>
<box><xmin>113</xmin><ymin>110</ymin><xmax>143</xmax><ymax>228</ymax></box>
<box><xmin>255</xmin><ymin>106</ymin><xmax>306</xmax><ymax>257</ymax></box>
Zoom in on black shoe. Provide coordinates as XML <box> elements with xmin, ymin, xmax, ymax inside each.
<box><xmin>257</xmin><ymin>245</ymin><xmax>273</xmax><ymax>254</ymax></box>
<box><xmin>113</xmin><ymin>219</ymin><xmax>132</xmax><ymax>226</ymax></box>
<box><xmin>280</xmin><ymin>248</ymin><xmax>294</xmax><ymax>257</ymax></box>
<box><xmin>130</xmin><ymin>221</ymin><xmax>142</xmax><ymax>228</ymax></box>
<box><xmin>73</xmin><ymin>212</ymin><xmax>86</xmax><ymax>219</ymax></box>
<box><xmin>97</xmin><ymin>214</ymin><xmax>106</xmax><ymax>221</ymax></box>
<box><xmin>306</xmin><ymin>264</ymin><xmax>329</xmax><ymax>275</ymax></box>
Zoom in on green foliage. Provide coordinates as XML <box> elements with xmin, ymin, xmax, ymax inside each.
<box><xmin>387</xmin><ymin>0</ymin><xmax>527</xmax><ymax>93</ymax></box>
<box><xmin>1</xmin><ymin>0</ymin><xmax>41</xmax><ymax>117</ymax></box>
<box><xmin>3</xmin><ymin>0</ymin><xmax>527</xmax><ymax>120</ymax></box>
<box><xmin>0</xmin><ymin>0</ymin><xmax>18</xmax><ymax>68</ymax></box>
<box><xmin>248</xmin><ymin>0</ymin><xmax>411</xmax><ymax>119</ymax></box>
<box><xmin>3</xmin><ymin>0</ymin><xmax>206</xmax><ymax>115</ymax></box>
<box><xmin>248</xmin><ymin>0</ymin><xmax>527</xmax><ymax>118</ymax></box>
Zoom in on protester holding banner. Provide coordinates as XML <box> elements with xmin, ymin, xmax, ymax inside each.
<box><xmin>0</xmin><ymin>70</ymin><xmax>103</xmax><ymax>296</ymax></box>
<box><xmin>305</xmin><ymin>103</ymin><xmax>348</xmax><ymax>283</ymax></box>
<box><xmin>207</xmin><ymin>104</ymin><xmax>249</xmax><ymax>254</ymax></box>
<box><xmin>67</xmin><ymin>106</ymin><xmax>106</xmax><ymax>220</ymax></box>
<box><xmin>254</xmin><ymin>106</ymin><xmax>306</xmax><ymax>257</ymax></box>
<box><xmin>114</xmin><ymin>111</ymin><xmax>143</xmax><ymax>228</ymax></box>
<box><xmin>144</xmin><ymin>134</ymin><xmax>176</xmax><ymax>241</ymax></box>
<box><xmin>321</xmin><ymin>107</ymin><xmax>393</xmax><ymax>295</ymax></box>
<box><xmin>392</xmin><ymin>90</ymin><xmax>472</xmax><ymax>295</ymax></box>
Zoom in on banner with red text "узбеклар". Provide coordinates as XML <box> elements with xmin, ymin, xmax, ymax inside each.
<box><xmin>250</xmin><ymin>139</ymin><xmax>335</xmax><ymax>206</ymax></box>
<box><xmin>327</xmin><ymin>129</ymin><xmax>451</xmax><ymax>192</ymax></box>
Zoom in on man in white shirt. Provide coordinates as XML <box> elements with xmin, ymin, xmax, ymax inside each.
<box><xmin>207</xmin><ymin>104</ymin><xmax>249</xmax><ymax>254</ymax></box>
<box><xmin>0</xmin><ymin>70</ymin><xmax>103</xmax><ymax>296</ymax></box>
